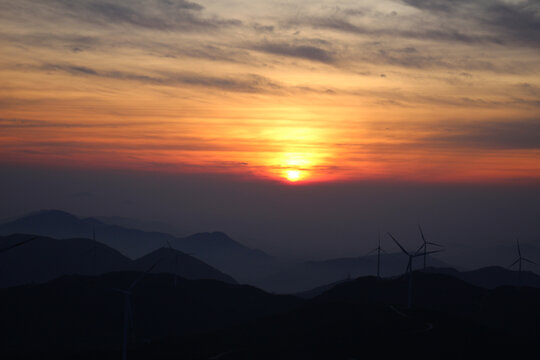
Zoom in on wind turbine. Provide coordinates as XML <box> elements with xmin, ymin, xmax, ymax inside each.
<box><xmin>388</xmin><ymin>232</ymin><xmax>442</xmax><ymax>308</ymax></box>
<box><xmin>113</xmin><ymin>259</ymin><xmax>161</xmax><ymax>360</ymax></box>
<box><xmin>366</xmin><ymin>231</ymin><xmax>385</xmax><ymax>278</ymax></box>
<box><xmin>509</xmin><ymin>238</ymin><xmax>539</xmax><ymax>286</ymax></box>
<box><xmin>416</xmin><ymin>224</ymin><xmax>443</xmax><ymax>271</ymax></box>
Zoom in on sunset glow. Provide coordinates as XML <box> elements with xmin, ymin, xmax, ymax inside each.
<box><xmin>0</xmin><ymin>0</ymin><xmax>539</xmax><ymax>184</ymax></box>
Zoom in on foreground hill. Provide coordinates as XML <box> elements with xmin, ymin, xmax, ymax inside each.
<box><xmin>0</xmin><ymin>234</ymin><xmax>237</xmax><ymax>287</ymax></box>
<box><xmin>4</xmin><ymin>272</ymin><xmax>540</xmax><ymax>359</ymax></box>
<box><xmin>0</xmin><ymin>210</ymin><xmax>278</xmax><ymax>281</ymax></box>
<box><xmin>427</xmin><ymin>266</ymin><xmax>540</xmax><ymax>289</ymax></box>
<box><xmin>0</xmin><ymin>273</ymin><xmax>300</xmax><ymax>358</ymax></box>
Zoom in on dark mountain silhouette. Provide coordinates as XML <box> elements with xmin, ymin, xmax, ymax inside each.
<box><xmin>254</xmin><ymin>252</ymin><xmax>451</xmax><ymax>293</ymax></box>
<box><xmin>427</xmin><ymin>265</ymin><xmax>540</xmax><ymax>289</ymax></box>
<box><xmin>295</xmin><ymin>279</ymin><xmax>351</xmax><ymax>299</ymax></box>
<box><xmin>0</xmin><ymin>210</ymin><xmax>279</xmax><ymax>281</ymax></box>
<box><xmin>0</xmin><ymin>234</ymin><xmax>133</xmax><ymax>288</ymax></box>
<box><xmin>313</xmin><ymin>272</ymin><xmax>486</xmax><ymax>310</ymax></box>
<box><xmin>0</xmin><ymin>234</ymin><xmax>237</xmax><ymax>287</ymax></box>
<box><xmin>0</xmin><ymin>272</ymin><xmax>300</xmax><ymax>358</ymax></box>
<box><xmin>3</xmin><ymin>270</ymin><xmax>540</xmax><ymax>359</ymax></box>
<box><xmin>134</xmin><ymin>247</ymin><xmax>236</xmax><ymax>284</ymax></box>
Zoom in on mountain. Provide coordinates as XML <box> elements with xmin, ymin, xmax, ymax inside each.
<box><xmin>134</xmin><ymin>247</ymin><xmax>236</xmax><ymax>284</ymax></box>
<box><xmin>171</xmin><ymin>232</ymin><xmax>280</xmax><ymax>282</ymax></box>
<box><xmin>0</xmin><ymin>234</ymin><xmax>133</xmax><ymax>288</ymax></box>
<box><xmin>442</xmin><ymin>242</ymin><xmax>540</xmax><ymax>274</ymax></box>
<box><xmin>0</xmin><ymin>210</ymin><xmax>278</xmax><ymax>281</ymax></box>
<box><xmin>253</xmin><ymin>252</ymin><xmax>451</xmax><ymax>293</ymax></box>
<box><xmin>0</xmin><ymin>272</ymin><xmax>301</xmax><ymax>357</ymax></box>
<box><xmin>118</xmin><ymin>273</ymin><xmax>540</xmax><ymax>360</ymax></box>
<box><xmin>427</xmin><ymin>265</ymin><xmax>540</xmax><ymax>289</ymax></box>
<box><xmin>313</xmin><ymin>272</ymin><xmax>486</xmax><ymax>310</ymax></box>
<box><xmin>0</xmin><ymin>209</ymin><xmax>172</xmax><ymax>258</ymax></box>
<box><xmin>94</xmin><ymin>215</ymin><xmax>184</xmax><ymax>236</ymax></box>
<box><xmin>4</xmin><ymin>271</ymin><xmax>540</xmax><ymax>359</ymax></box>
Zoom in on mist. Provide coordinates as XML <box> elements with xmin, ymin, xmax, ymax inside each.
<box><xmin>2</xmin><ymin>164</ymin><xmax>539</xmax><ymax>264</ymax></box>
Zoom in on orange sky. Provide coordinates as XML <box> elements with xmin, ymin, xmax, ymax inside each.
<box><xmin>1</xmin><ymin>0</ymin><xmax>540</xmax><ymax>184</ymax></box>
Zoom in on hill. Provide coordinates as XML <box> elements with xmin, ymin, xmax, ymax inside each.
<box><xmin>254</xmin><ymin>252</ymin><xmax>451</xmax><ymax>293</ymax></box>
<box><xmin>0</xmin><ymin>234</ymin><xmax>237</xmax><ymax>287</ymax></box>
<box><xmin>134</xmin><ymin>247</ymin><xmax>236</xmax><ymax>284</ymax></box>
<box><xmin>0</xmin><ymin>210</ymin><xmax>278</xmax><ymax>281</ymax></box>
<box><xmin>0</xmin><ymin>272</ymin><xmax>300</xmax><ymax>358</ymax></box>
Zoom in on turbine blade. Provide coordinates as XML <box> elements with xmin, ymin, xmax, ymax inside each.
<box><xmin>523</xmin><ymin>258</ymin><xmax>540</xmax><ymax>266</ymax></box>
<box><xmin>365</xmin><ymin>248</ymin><xmax>378</xmax><ymax>256</ymax></box>
<box><xmin>414</xmin><ymin>249</ymin><xmax>443</xmax><ymax>257</ymax></box>
<box><xmin>426</xmin><ymin>242</ymin><xmax>444</xmax><ymax>247</ymax></box>
<box><xmin>129</xmin><ymin>258</ymin><xmax>163</xmax><ymax>290</ymax></box>
<box><xmin>418</xmin><ymin>224</ymin><xmax>427</xmax><ymax>244</ymax></box>
<box><xmin>516</xmin><ymin>238</ymin><xmax>522</xmax><ymax>258</ymax></box>
<box><xmin>509</xmin><ymin>259</ymin><xmax>520</xmax><ymax>268</ymax></box>
<box><xmin>0</xmin><ymin>236</ymin><xmax>38</xmax><ymax>253</ymax></box>
<box><xmin>387</xmin><ymin>233</ymin><xmax>409</xmax><ymax>256</ymax></box>
<box><xmin>415</xmin><ymin>243</ymin><xmax>425</xmax><ymax>255</ymax></box>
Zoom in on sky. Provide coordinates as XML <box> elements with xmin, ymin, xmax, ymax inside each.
<box><xmin>1</xmin><ymin>1</ymin><xmax>540</xmax><ymax>259</ymax></box>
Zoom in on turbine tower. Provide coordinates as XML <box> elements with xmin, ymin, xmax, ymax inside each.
<box><xmin>366</xmin><ymin>231</ymin><xmax>385</xmax><ymax>278</ymax></box>
<box><xmin>113</xmin><ymin>259</ymin><xmax>161</xmax><ymax>360</ymax></box>
<box><xmin>388</xmin><ymin>232</ymin><xmax>442</xmax><ymax>308</ymax></box>
<box><xmin>509</xmin><ymin>238</ymin><xmax>538</xmax><ymax>286</ymax></box>
<box><xmin>416</xmin><ymin>224</ymin><xmax>443</xmax><ymax>271</ymax></box>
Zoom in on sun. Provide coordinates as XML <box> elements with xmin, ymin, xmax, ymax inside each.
<box><xmin>286</xmin><ymin>169</ymin><xmax>301</xmax><ymax>182</ymax></box>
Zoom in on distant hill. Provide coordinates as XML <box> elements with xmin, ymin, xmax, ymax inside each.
<box><xmin>94</xmin><ymin>215</ymin><xmax>184</xmax><ymax>237</ymax></box>
<box><xmin>171</xmin><ymin>232</ymin><xmax>279</xmax><ymax>283</ymax></box>
<box><xmin>0</xmin><ymin>234</ymin><xmax>237</xmax><ymax>287</ymax></box>
<box><xmin>0</xmin><ymin>210</ymin><xmax>172</xmax><ymax>258</ymax></box>
<box><xmin>134</xmin><ymin>247</ymin><xmax>236</xmax><ymax>284</ymax></box>
<box><xmin>0</xmin><ymin>272</ymin><xmax>301</xmax><ymax>357</ymax></box>
<box><xmin>0</xmin><ymin>210</ymin><xmax>278</xmax><ymax>281</ymax></box>
<box><xmin>253</xmin><ymin>252</ymin><xmax>451</xmax><ymax>293</ymax></box>
<box><xmin>427</xmin><ymin>265</ymin><xmax>540</xmax><ymax>289</ymax></box>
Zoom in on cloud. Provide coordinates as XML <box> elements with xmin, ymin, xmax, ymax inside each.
<box><xmin>1</xmin><ymin>0</ymin><xmax>240</xmax><ymax>31</ymax></box>
<box><xmin>424</xmin><ymin>118</ymin><xmax>540</xmax><ymax>150</ymax></box>
<box><xmin>251</xmin><ymin>42</ymin><xmax>335</xmax><ymax>63</ymax></box>
<box><xmin>39</xmin><ymin>63</ymin><xmax>283</xmax><ymax>93</ymax></box>
<box><xmin>401</xmin><ymin>0</ymin><xmax>540</xmax><ymax>47</ymax></box>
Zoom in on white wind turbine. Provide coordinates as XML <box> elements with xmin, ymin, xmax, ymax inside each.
<box><xmin>113</xmin><ymin>259</ymin><xmax>161</xmax><ymax>360</ymax></box>
<box><xmin>416</xmin><ymin>224</ymin><xmax>443</xmax><ymax>271</ymax></box>
<box><xmin>388</xmin><ymin>232</ymin><xmax>443</xmax><ymax>308</ymax></box>
<box><xmin>509</xmin><ymin>238</ymin><xmax>539</xmax><ymax>286</ymax></box>
<box><xmin>366</xmin><ymin>231</ymin><xmax>385</xmax><ymax>278</ymax></box>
